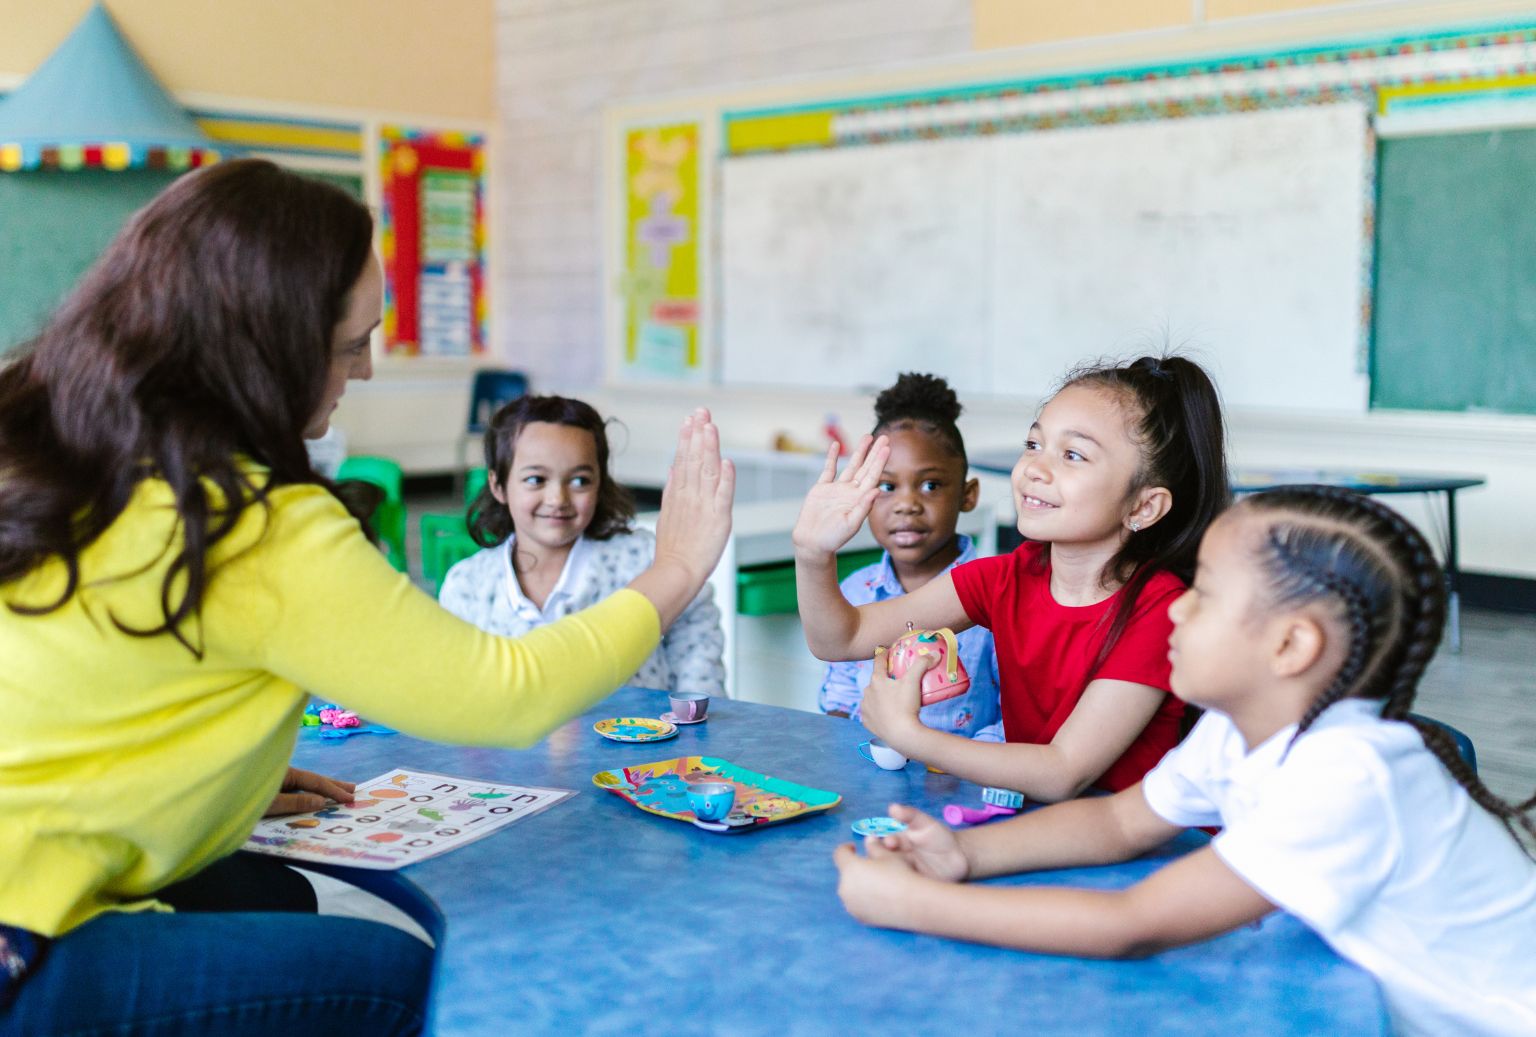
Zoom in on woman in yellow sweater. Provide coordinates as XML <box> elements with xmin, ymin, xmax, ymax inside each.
<box><xmin>0</xmin><ymin>159</ymin><xmax>734</xmax><ymax>1036</ymax></box>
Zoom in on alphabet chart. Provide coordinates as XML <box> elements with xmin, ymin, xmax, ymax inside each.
<box><xmin>243</xmin><ymin>768</ymin><xmax>573</xmax><ymax>870</ymax></box>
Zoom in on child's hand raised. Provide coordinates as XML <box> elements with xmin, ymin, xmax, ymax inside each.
<box><xmin>791</xmin><ymin>435</ymin><xmax>890</xmax><ymax>559</ymax></box>
<box><xmin>858</xmin><ymin>645</ymin><xmax>931</xmax><ymax>748</ymax></box>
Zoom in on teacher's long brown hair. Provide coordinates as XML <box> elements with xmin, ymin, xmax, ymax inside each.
<box><xmin>0</xmin><ymin>159</ymin><xmax>375</xmax><ymax>655</ymax></box>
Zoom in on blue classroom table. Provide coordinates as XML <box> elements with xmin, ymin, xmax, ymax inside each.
<box><xmin>291</xmin><ymin>688</ymin><xmax>1388</xmax><ymax>1036</ymax></box>
<box><xmin>968</xmin><ymin>452</ymin><xmax>1485</xmax><ymax>652</ymax></box>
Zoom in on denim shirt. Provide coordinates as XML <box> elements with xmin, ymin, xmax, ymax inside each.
<box><xmin>817</xmin><ymin>535</ymin><xmax>1004</xmax><ymax>741</ymax></box>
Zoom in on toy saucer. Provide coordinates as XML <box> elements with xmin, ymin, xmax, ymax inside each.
<box><xmin>852</xmin><ymin>816</ymin><xmax>908</xmax><ymax>838</ymax></box>
<box><xmin>659</xmin><ymin>711</ymin><xmax>706</xmax><ymax>725</ymax></box>
<box><xmin>594</xmin><ymin>717</ymin><xmax>678</xmax><ymax>743</ymax></box>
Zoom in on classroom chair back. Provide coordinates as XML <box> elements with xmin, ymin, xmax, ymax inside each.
<box><xmin>1408</xmin><ymin>713</ymin><xmax>1478</xmax><ymax>774</ymax></box>
<box><xmin>420</xmin><ymin>512</ymin><xmax>482</xmax><ymax>594</ymax></box>
<box><xmin>337</xmin><ymin>455</ymin><xmax>408</xmax><ymax>573</ymax></box>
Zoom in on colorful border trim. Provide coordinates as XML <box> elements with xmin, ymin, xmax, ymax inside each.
<box><xmin>0</xmin><ymin>141</ymin><xmax>220</xmax><ymax>172</ymax></box>
<box><xmin>723</xmin><ymin>24</ymin><xmax>1536</xmax><ymax>155</ymax></box>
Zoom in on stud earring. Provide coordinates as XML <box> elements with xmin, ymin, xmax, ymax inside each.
<box><xmin>1130</xmin><ymin>521</ymin><xmax>1141</xmax><ymax>532</ymax></box>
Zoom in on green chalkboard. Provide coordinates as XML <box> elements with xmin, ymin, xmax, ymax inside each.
<box><xmin>1373</xmin><ymin>129</ymin><xmax>1536</xmax><ymax>414</ymax></box>
<box><xmin>0</xmin><ymin>168</ymin><xmax>364</xmax><ymax>355</ymax></box>
<box><xmin>0</xmin><ymin>169</ymin><xmax>181</xmax><ymax>352</ymax></box>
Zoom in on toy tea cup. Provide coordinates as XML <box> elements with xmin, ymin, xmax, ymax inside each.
<box><xmin>857</xmin><ymin>737</ymin><xmax>909</xmax><ymax>771</ymax></box>
<box><xmin>686</xmin><ymin>781</ymin><xmax>736</xmax><ymax>822</ymax></box>
<box><xmin>668</xmin><ymin>691</ymin><xmax>710</xmax><ymax>722</ymax></box>
<box><xmin>886</xmin><ymin>626</ymin><xmax>970</xmax><ymax>706</ymax></box>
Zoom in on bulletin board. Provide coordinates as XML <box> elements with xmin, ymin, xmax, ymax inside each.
<box><xmin>379</xmin><ymin>126</ymin><xmax>488</xmax><ymax>358</ymax></box>
<box><xmin>619</xmin><ymin>122</ymin><xmax>705</xmax><ymax>381</ymax></box>
<box><xmin>606</xmin><ymin>19</ymin><xmax>1536</xmax><ymax>416</ymax></box>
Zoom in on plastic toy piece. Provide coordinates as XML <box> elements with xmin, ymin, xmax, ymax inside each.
<box><xmin>941</xmin><ymin>803</ymin><xmax>1016</xmax><ymax>826</ymax></box>
<box><xmin>318</xmin><ymin>724</ymin><xmax>397</xmax><ymax>741</ymax></box>
<box><xmin>317</xmin><ymin>707</ymin><xmax>360</xmax><ymax>728</ymax></box>
<box><xmin>981</xmin><ymin>786</ymin><xmax>1025</xmax><ymax>810</ymax></box>
<box><xmin>943</xmin><ymin>786</ymin><xmax>1026</xmax><ymax>827</ymax></box>
<box><xmin>886</xmin><ymin>625</ymin><xmax>970</xmax><ymax>706</ymax></box>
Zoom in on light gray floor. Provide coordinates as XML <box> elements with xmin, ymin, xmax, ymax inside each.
<box><xmin>1415</xmin><ymin>608</ymin><xmax>1536</xmax><ymax>837</ymax></box>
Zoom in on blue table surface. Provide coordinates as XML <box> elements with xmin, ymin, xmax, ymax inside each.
<box><xmin>291</xmin><ymin>688</ymin><xmax>1388</xmax><ymax>1037</ymax></box>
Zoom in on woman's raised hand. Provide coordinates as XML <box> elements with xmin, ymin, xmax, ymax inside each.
<box><xmin>632</xmin><ymin>408</ymin><xmax>736</xmax><ymax>630</ymax></box>
<box><xmin>792</xmin><ymin>435</ymin><xmax>890</xmax><ymax>559</ymax></box>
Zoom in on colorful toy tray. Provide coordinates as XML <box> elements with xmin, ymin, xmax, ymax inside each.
<box><xmin>592</xmin><ymin>756</ymin><xmax>840</xmax><ymax>833</ymax></box>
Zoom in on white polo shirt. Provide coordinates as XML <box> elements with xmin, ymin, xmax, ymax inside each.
<box><xmin>1143</xmin><ymin>699</ymin><xmax>1536</xmax><ymax>1037</ymax></box>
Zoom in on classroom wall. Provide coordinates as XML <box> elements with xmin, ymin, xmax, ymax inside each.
<box><xmin>0</xmin><ymin>0</ymin><xmax>494</xmax><ymax>119</ymax></box>
<box><xmin>490</xmin><ymin>0</ymin><xmax>973</xmax><ymax>388</ymax></box>
<box><xmin>472</xmin><ymin>0</ymin><xmax>1536</xmax><ymax>584</ymax></box>
<box><xmin>971</xmin><ymin>0</ymin><xmax>1524</xmax><ymax>49</ymax></box>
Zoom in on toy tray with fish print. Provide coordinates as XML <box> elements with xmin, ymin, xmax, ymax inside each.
<box><xmin>591</xmin><ymin>755</ymin><xmax>840</xmax><ymax>833</ymax></box>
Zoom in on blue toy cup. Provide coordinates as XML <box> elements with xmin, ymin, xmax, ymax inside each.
<box><xmin>686</xmin><ymin>781</ymin><xmax>736</xmax><ymax>822</ymax></box>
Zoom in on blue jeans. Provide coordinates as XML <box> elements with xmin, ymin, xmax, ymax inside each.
<box><xmin>2</xmin><ymin>856</ymin><xmax>431</xmax><ymax>1036</ymax></box>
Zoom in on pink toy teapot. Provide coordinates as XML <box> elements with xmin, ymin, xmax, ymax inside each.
<box><xmin>885</xmin><ymin>625</ymin><xmax>970</xmax><ymax>706</ymax></box>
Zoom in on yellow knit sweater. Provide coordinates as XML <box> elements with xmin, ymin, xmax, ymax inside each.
<box><xmin>0</xmin><ymin>476</ymin><xmax>659</xmax><ymax>936</ymax></box>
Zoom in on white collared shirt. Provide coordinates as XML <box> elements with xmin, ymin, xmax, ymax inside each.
<box><xmin>500</xmin><ymin>534</ymin><xmax>591</xmax><ymax>625</ymax></box>
<box><xmin>1143</xmin><ymin>699</ymin><xmax>1536</xmax><ymax>1037</ymax></box>
<box><xmin>438</xmin><ymin>528</ymin><xmax>725</xmax><ymax>696</ymax></box>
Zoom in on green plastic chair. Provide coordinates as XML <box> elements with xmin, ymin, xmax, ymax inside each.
<box><xmin>465</xmin><ymin>466</ymin><xmax>488</xmax><ymax>506</ymax></box>
<box><xmin>337</xmin><ymin>456</ymin><xmax>408</xmax><ymax>573</ymax></box>
<box><xmin>420</xmin><ymin>512</ymin><xmax>482</xmax><ymax>594</ymax></box>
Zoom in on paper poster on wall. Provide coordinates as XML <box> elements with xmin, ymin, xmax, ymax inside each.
<box><xmin>622</xmin><ymin>123</ymin><xmax>702</xmax><ymax>380</ymax></box>
<box><xmin>379</xmin><ymin>127</ymin><xmax>487</xmax><ymax>357</ymax></box>
<box><xmin>244</xmin><ymin>768</ymin><xmax>572</xmax><ymax>870</ymax></box>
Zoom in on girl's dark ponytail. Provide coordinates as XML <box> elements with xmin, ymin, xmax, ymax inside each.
<box><xmin>1060</xmin><ymin>355</ymin><xmax>1231</xmax><ymax>675</ymax></box>
<box><xmin>1246</xmin><ymin>486</ymin><xmax>1536</xmax><ymax>853</ymax></box>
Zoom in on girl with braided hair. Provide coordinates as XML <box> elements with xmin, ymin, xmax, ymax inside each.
<box><xmin>833</xmin><ymin>486</ymin><xmax>1536</xmax><ymax>1037</ymax></box>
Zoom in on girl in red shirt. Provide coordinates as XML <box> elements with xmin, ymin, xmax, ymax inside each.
<box><xmin>794</xmin><ymin>356</ymin><xmax>1229</xmax><ymax>800</ymax></box>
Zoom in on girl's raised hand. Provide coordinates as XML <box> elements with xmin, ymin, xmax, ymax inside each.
<box><xmin>791</xmin><ymin>435</ymin><xmax>890</xmax><ymax>559</ymax></box>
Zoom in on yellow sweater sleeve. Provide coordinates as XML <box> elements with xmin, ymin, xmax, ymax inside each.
<box><xmin>205</xmin><ymin>484</ymin><xmax>662</xmax><ymax>746</ymax></box>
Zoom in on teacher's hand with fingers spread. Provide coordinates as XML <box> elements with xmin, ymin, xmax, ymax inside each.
<box><xmin>858</xmin><ymin>645</ymin><xmax>933</xmax><ymax>750</ymax></box>
<box><xmin>264</xmin><ymin>767</ymin><xmax>355</xmax><ymax>816</ymax></box>
<box><xmin>633</xmin><ymin>408</ymin><xmax>736</xmax><ymax>630</ymax></box>
<box><xmin>791</xmin><ymin>435</ymin><xmax>891</xmax><ymax>559</ymax></box>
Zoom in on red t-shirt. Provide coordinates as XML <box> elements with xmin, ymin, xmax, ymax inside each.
<box><xmin>951</xmin><ymin>542</ymin><xmax>1185</xmax><ymax>792</ymax></box>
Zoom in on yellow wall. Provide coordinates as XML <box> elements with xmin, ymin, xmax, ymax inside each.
<box><xmin>0</xmin><ymin>0</ymin><xmax>494</xmax><ymax>119</ymax></box>
<box><xmin>974</xmin><ymin>0</ymin><xmax>1531</xmax><ymax>48</ymax></box>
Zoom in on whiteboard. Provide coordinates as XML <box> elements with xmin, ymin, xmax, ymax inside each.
<box><xmin>719</xmin><ymin>102</ymin><xmax>1371</xmax><ymax>412</ymax></box>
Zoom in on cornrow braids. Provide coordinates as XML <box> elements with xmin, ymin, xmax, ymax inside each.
<box><xmin>1266</xmin><ymin>537</ymin><xmax>1378</xmax><ymax>736</ymax></box>
<box><xmin>1245</xmin><ymin>485</ymin><xmax>1536</xmax><ymax>857</ymax></box>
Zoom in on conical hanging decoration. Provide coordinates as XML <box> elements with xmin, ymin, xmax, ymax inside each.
<box><xmin>0</xmin><ymin>3</ymin><xmax>225</xmax><ymax>172</ymax></box>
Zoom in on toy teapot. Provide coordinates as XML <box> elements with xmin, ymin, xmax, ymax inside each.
<box><xmin>885</xmin><ymin>624</ymin><xmax>970</xmax><ymax>706</ymax></box>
